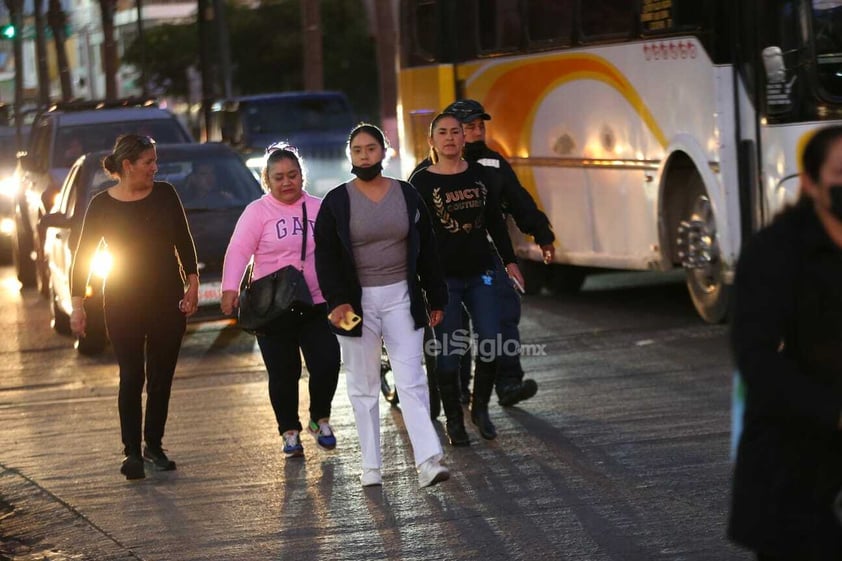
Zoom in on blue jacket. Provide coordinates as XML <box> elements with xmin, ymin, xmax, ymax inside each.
<box><xmin>313</xmin><ymin>180</ymin><xmax>448</xmax><ymax>336</ymax></box>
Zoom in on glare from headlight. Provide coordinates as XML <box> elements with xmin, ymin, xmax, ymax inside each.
<box><xmin>0</xmin><ymin>176</ymin><xmax>18</xmax><ymax>198</ymax></box>
<box><xmin>0</xmin><ymin>218</ymin><xmax>13</xmax><ymax>235</ymax></box>
<box><xmin>91</xmin><ymin>248</ymin><xmax>113</xmax><ymax>279</ymax></box>
<box><xmin>245</xmin><ymin>156</ymin><xmax>264</xmax><ymax>171</ymax></box>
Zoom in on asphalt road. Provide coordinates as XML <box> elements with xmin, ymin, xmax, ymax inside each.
<box><xmin>0</xmin><ymin>266</ymin><xmax>746</xmax><ymax>560</ymax></box>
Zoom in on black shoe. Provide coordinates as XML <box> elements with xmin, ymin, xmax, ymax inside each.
<box><xmin>445</xmin><ymin>421</ymin><xmax>471</xmax><ymax>447</ymax></box>
<box><xmin>143</xmin><ymin>445</ymin><xmax>177</xmax><ymax>471</ymax></box>
<box><xmin>120</xmin><ymin>454</ymin><xmax>145</xmax><ymax>480</ymax></box>
<box><xmin>471</xmin><ymin>408</ymin><xmax>497</xmax><ymax>440</ymax></box>
<box><xmin>459</xmin><ymin>389</ymin><xmax>471</xmax><ymax>405</ymax></box>
<box><xmin>498</xmin><ymin>379</ymin><xmax>538</xmax><ymax>407</ymax></box>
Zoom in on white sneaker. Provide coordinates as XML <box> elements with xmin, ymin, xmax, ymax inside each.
<box><xmin>360</xmin><ymin>468</ymin><xmax>382</xmax><ymax>487</ymax></box>
<box><xmin>417</xmin><ymin>458</ymin><xmax>450</xmax><ymax>488</ymax></box>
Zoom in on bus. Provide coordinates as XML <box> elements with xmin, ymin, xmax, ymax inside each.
<box><xmin>395</xmin><ymin>0</ymin><xmax>842</xmax><ymax>323</ymax></box>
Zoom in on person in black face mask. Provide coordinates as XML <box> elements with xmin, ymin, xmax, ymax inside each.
<box><xmin>728</xmin><ymin>125</ymin><xmax>842</xmax><ymax>560</ymax></box>
<box><xmin>410</xmin><ymin>99</ymin><xmax>555</xmax><ymax>409</ymax></box>
<box><xmin>314</xmin><ymin>123</ymin><xmax>451</xmax><ymax>489</ymax></box>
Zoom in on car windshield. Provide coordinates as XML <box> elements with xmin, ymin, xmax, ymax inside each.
<box><xmin>53</xmin><ymin>121</ymin><xmax>189</xmax><ymax>168</ymax></box>
<box><xmin>242</xmin><ymin>97</ymin><xmax>354</xmax><ymax>136</ymax></box>
<box><xmin>87</xmin><ymin>151</ymin><xmax>261</xmax><ymax>210</ymax></box>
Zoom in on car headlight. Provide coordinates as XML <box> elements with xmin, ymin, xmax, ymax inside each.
<box><xmin>0</xmin><ymin>175</ymin><xmax>18</xmax><ymax>199</ymax></box>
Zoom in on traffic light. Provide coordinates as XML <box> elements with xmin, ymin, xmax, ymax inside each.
<box><xmin>0</xmin><ymin>24</ymin><xmax>15</xmax><ymax>40</ymax></box>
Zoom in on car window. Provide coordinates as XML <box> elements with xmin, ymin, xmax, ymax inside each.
<box><xmin>52</xmin><ymin>120</ymin><xmax>189</xmax><ymax>168</ymax></box>
<box><xmin>58</xmin><ymin>164</ymin><xmax>80</xmax><ymax>215</ymax></box>
<box><xmin>159</xmin><ymin>153</ymin><xmax>261</xmax><ymax>210</ymax></box>
<box><xmin>242</xmin><ymin>97</ymin><xmax>355</xmax><ymax>136</ymax></box>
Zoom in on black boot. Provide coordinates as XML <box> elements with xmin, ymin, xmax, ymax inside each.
<box><xmin>497</xmin><ymin>379</ymin><xmax>539</xmax><ymax>407</ymax></box>
<box><xmin>436</xmin><ymin>369</ymin><xmax>470</xmax><ymax>446</ymax></box>
<box><xmin>471</xmin><ymin>360</ymin><xmax>497</xmax><ymax>440</ymax></box>
<box><xmin>120</xmin><ymin>445</ymin><xmax>145</xmax><ymax>480</ymax></box>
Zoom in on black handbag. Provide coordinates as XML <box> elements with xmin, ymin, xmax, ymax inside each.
<box><xmin>237</xmin><ymin>202</ymin><xmax>314</xmax><ymax>334</ymax></box>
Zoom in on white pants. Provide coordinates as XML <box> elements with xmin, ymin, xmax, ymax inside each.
<box><xmin>339</xmin><ymin>280</ymin><xmax>443</xmax><ymax>470</ymax></box>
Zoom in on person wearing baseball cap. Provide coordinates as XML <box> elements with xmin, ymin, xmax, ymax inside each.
<box><xmin>411</xmin><ymin>98</ymin><xmax>555</xmax><ymax>408</ymax></box>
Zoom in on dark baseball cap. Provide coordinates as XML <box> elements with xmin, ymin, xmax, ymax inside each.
<box><xmin>442</xmin><ymin>99</ymin><xmax>491</xmax><ymax>123</ymax></box>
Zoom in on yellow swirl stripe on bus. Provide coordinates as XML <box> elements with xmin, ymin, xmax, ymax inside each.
<box><xmin>468</xmin><ymin>54</ymin><xmax>668</xmax><ymax>156</ymax></box>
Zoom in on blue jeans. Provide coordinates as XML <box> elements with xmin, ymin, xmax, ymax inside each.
<box><xmin>493</xmin><ymin>256</ymin><xmax>524</xmax><ymax>388</ymax></box>
<box><xmin>434</xmin><ymin>273</ymin><xmax>500</xmax><ymax>373</ymax></box>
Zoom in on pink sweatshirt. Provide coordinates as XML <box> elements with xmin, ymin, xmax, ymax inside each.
<box><xmin>221</xmin><ymin>192</ymin><xmax>325</xmax><ymax>304</ymax></box>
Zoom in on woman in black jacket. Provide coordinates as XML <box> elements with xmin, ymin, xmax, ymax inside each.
<box><xmin>729</xmin><ymin>126</ymin><xmax>842</xmax><ymax>560</ymax></box>
<box><xmin>314</xmin><ymin>123</ymin><xmax>450</xmax><ymax>489</ymax></box>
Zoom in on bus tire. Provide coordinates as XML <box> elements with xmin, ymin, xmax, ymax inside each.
<box><xmin>518</xmin><ymin>257</ymin><xmax>547</xmax><ymax>295</ymax></box>
<box><xmin>549</xmin><ymin>264</ymin><xmax>586</xmax><ymax>294</ymax></box>
<box><xmin>680</xmin><ymin>191</ymin><xmax>730</xmax><ymax>324</ymax></box>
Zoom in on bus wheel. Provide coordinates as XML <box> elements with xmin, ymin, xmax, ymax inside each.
<box><xmin>517</xmin><ymin>257</ymin><xmax>547</xmax><ymax>295</ymax></box>
<box><xmin>549</xmin><ymin>264</ymin><xmax>586</xmax><ymax>294</ymax></box>
<box><xmin>676</xmin><ymin>193</ymin><xmax>730</xmax><ymax>323</ymax></box>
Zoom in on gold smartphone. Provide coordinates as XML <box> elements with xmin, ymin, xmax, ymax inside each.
<box><xmin>338</xmin><ymin>310</ymin><xmax>361</xmax><ymax>330</ymax></box>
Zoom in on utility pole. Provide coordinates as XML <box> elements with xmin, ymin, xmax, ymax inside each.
<box><xmin>136</xmin><ymin>0</ymin><xmax>147</xmax><ymax>96</ymax></box>
<box><xmin>373</xmin><ymin>0</ymin><xmax>398</xmax><ymax>147</ymax></box>
<box><xmin>300</xmin><ymin>0</ymin><xmax>323</xmax><ymax>91</ymax></box>
<box><xmin>212</xmin><ymin>0</ymin><xmax>232</xmax><ymax>98</ymax></box>
<box><xmin>197</xmin><ymin>0</ymin><xmax>213</xmax><ymax>140</ymax></box>
<box><xmin>10</xmin><ymin>0</ymin><xmax>24</xmax><ymax>148</ymax></box>
<box><xmin>33</xmin><ymin>0</ymin><xmax>49</xmax><ymax>105</ymax></box>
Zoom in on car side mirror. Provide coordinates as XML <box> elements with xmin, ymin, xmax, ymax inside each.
<box><xmin>39</xmin><ymin>212</ymin><xmax>70</xmax><ymax>230</ymax></box>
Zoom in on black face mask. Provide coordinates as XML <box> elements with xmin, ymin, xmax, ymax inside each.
<box><xmin>463</xmin><ymin>141</ymin><xmax>487</xmax><ymax>162</ymax></box>
<box><xmin>830</xmin><ymin>185</ymin><xmax>842</xmax><ymax>221</ymax></box>
<box><xmin>351</xmin><ymin>161</ymin><xmax>383</xmax><ymax>182</ymax></box>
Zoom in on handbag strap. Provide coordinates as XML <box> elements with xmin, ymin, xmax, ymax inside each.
<box><xmin>299</xmin><ymin>200</ymin><xmax>308</xmax><ymax>266</ymax></box>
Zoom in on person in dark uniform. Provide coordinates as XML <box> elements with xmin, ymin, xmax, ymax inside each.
<box><xmin>728</xmin><ymin>125</ymin><xmax>842</xmax><ymax>560</ymax></box>
<box><xmin>69</xmin><ymin>134</ymin><xmax>199</xmax><ymax>480</ymax></box>
<box><xmin>411</xmin><ymin>99</ymin><xmax>556</xmax><ymax>407</ymax></box>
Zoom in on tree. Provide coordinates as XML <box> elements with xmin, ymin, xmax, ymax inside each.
<box><xmin>122</xmin><ymin>24</ymin><xmax>197</xmax><ymax>97</ymax></box>
<box><xmin>47</xmin><ymin>0</ymin><xmax>73</xmax><ymax>100</ymax></box>
<box><xmin>99</xmin><ymin>0</ymin><xmax>118</xmax><ymax>100</ymax></box>
<box><xmin>122</xmin><ymin>0</ymin><xmax>379</xmax><ymax>119</ymax></box>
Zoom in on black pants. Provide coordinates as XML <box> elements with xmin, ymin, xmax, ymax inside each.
<box><xmin>256</xmin><ymin>305</ymin><xmax>340</xmax><ymax>435</ymax></box>
<box><xmin>106</xmin><ymin>300</ymin><xmax>186</xmax><ymax>455</ymax></box>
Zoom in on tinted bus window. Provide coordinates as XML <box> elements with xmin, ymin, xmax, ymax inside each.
<box><xmin>478</xmin><ymin>0</ymin><xmax>523</xmax><ymax>53</ymax></box>
<box><xmin>404</xmin><ymin>0</ymin><xmax>439</xmax><ymax>65</ymax></box>
<box><xmin>526</xmin><ymin>0</ymin><xmax>573</xmax><ymax>44</ymax></box>
<box><xmin>580</xmin><ymin>0</ymin><xmax>636</xmax><ymax>39</ymax></box>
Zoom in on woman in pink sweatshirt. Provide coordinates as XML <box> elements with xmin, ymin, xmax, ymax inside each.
<box><xmin>220</xmin><ymin>144</ymin><xmax>340</xmax><ymax>460</ymax></box>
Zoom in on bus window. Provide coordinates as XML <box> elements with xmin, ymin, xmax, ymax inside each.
<box><xmin>477</xmin><ymin>0</ymin><xmax>523</xmax><ymax>53</ymax></box>
<box><xmin>640</xmin><ymin>0</ymin><xmax>705</xmax><ymax>34</ymax></box>
<box><xmin>580</xmin><ymin>0</ymin><xmax>636</xmax><ymax>40</ymax></box>
<box><xmin>404</xmin><ymin>0</ymin><xmax>439</xmax><ymax>66</ymax></box>
<box><xmin>759</xmin><ymin>0</ymin><xmax>802</xmax><ymax>115</ymax></box>
<box><xmin>813</xmin><ymin>0</ymin><xmax>842</xmax><ymax>98</ymax></box>
<box><xmin>525</xmin><ymin>0</ymin><xmax>573</xmax><ymax>45</ymax></box>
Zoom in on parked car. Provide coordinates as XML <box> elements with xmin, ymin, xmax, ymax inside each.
<box><xmin>0</xmin><ymin>125</ymin><xmax>28</xmax><ymax>263</ymax></box>
<box><xmin>40</xmin><ymin>143</ymin><xmax>263</xmax><ymax>355</ymax></box>
<box><xmin>207</xmin><ymin>91</ymin><xmax>355</xmax><ymax>195</ymax></box>
<box><xmin>14</xmin><ymin>98</ymin><xmax>194</xmax><ymax>295</ymax></box>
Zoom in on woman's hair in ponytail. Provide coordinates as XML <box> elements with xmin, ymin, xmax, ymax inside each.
<box><xmin>101</xmin><ymin>134</ymin><xmax>156</xmax><ymax>178</ymax></box>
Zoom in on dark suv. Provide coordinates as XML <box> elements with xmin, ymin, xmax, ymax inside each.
<box><xmin>14</xmin><ymin>99</ymin><xmax>194</xmax><ymax>293</ymax></box>
<box><xmin>207</xmin><ymin>91</ymin><xmax>355</xmax><ymax>195</ymax></box>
